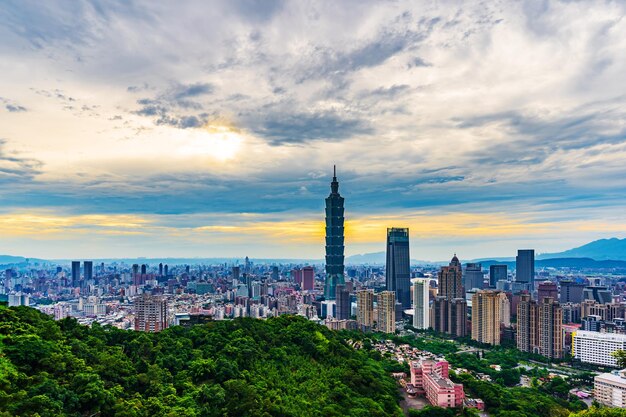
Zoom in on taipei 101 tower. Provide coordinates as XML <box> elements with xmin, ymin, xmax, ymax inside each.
<box><xmin>324</xmin><ymin>166</ymin><xmax>346</xmax><ymax>300</ymax></box>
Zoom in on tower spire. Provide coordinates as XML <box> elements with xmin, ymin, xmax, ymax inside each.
<box><xmin>330</xmin><ymin>165</ymin><xmax>339</xmax><ymax>194</ymax></box>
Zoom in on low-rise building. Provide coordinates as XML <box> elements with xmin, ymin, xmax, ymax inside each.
<box><xmin>410</xmin><ymin>358</ymin><xmax>464</xmax><ymax>408</ymax></box>
<box><xmin>594</xmin><ymin>369</ymin><xmax>626</xmax><ymax>408</ymax></box>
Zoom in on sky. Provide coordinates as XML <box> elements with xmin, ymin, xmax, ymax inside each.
<box><xmin>1</xmin><ymin>0</ymin><xmax>626</xmax><ymax>261</ymax></box>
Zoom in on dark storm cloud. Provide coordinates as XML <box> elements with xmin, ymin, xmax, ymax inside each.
<box><xmin>248</xmin><ymin>111</ymin><xmax>373</xmax><ymax>145</ymax></box>
<box><xmin>5</xmin><ymin>104</ymin><xmax>27</xmax><ymax>112</ymax></box>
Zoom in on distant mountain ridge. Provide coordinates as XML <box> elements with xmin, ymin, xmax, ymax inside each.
<box><xmin>537</xmin><ymin>238</ymin><xmax>626</xmax><ymax>261</ymax></box>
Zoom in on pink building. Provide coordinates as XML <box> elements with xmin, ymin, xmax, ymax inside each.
<box><xmin>410</xmin><ymin>359</ymin><xmax>465</xmax><ymax>408</ymax></box>
<box><xmin>292</xmin><ymin>269</ymin><xmax>303</xmax><ymax>286</ymax></box>
<box><xmin>302</xmin><ymin>266</ymin><xmax>315</xmax><ymax>291</ymax></box>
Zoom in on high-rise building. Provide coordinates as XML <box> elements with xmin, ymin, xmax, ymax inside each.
<box><xmin>537</xmin><ymin>281</ymin><xmax>558</xmax><ymax>302</ymax></box>
<box><xmin>141</xmin><ymin>264</ymin><xmax>147</xmax><ymax>275</ymax></box>
<box><xmin>335</xmin><ymin>284</ymin><xmax>351</xmax><ymax>320</ymax></box>
<box><xmin>438</xmin><ymin>255</ymin><xmax>463</xmax><ymax>298</ymax></box>
<box><xmin>71</xmin><ymin>261</ymin><xmax>80</xmax><ymax>288</ymax></box>
<box><xmin>464</xmin><ymin>263</ymin><xmax>484</xmax><ymax>291</ymax></box>
<box><xmin>412</xmin><ymin>278</ymin><xmax>430</xmax><ymax>330</ymax></box>
<box><xmin>537</xmin><ymin>297</ymin><xmax>563</xmax><ymax>359</ymax></box>
<box><xmin>134</xmin><ymin>294</ymin><xmax>168</xmax><ymax>332</ymax></box>
<box><xmin>159</xmin><ymin>263</ymin><xmax>164</xmax><ymax>276</ymax></box>
<box><xmin>517</xmin><ymin>294</ymin><xmax>562</xmax><ymax>359</ymax></box>
<box><xmin>583</xmin><ymin>286</ymin><xmax>613</xmax><ymax>304</ymax></box>
<box><xmin>272</xmin><ymin>266</ymin><xmax>279</xmax><ymax>281</ymax></box>
<box><xmin>357</xmin><ymin>290</ymin><xmax>374</xmax><ymax>330</ymax></box>
<box><xmin>489</xmin><ymin>265</ymin><xmax>507</xmax><ymax>288</ymax></box>
<box><xmin>324</xmin><ymin>166</ymin><xmax>345</xmax><ymax>300</ymax></box>
<box><xmin>560</xmin><ymin>280</ymin><xmax>585</xmax><ymax>304</ymax></box>
<box><xmin>232</xmin><ymin>266</ymin><xmax>240</xmax><ymax>282</ymax></box>
<box><xmin>471</xmin><ymin>290</ymin><xmax>504</xmax><ymax>345</ymax></box>
<box><xmin>431</xmin><ymin>297</ymin><xmax>467</xmax><ymax>337</ymax></box>
<box><xmin>386</xmin><ymin>227</ymin><xmax>411</xmax><ymax>309</ymax></box>
<box><xmin>517</xmin><ymin>293</ymin><xmax>537</xmax><ymax>353</ymax></box>
<box><xmin>132</xmin><ymin>264</ymin><xmax>139</xmax><ymax>276</ymax></box>
<box><xmin>83</xmin><ymin>261</ymin><xmax>93</xmax><ymax>283</ymax></box>
<box><xmin>515</xmin><ymin>249</ymin><xmax>535</xmax><ymax>287</ymax></box>
<box><xmin>164</xmin><ymin>264</ymin><xmax>169</xmax><ymax>276</ymax></box>
<box><xmin>302</xmin><ymin>266</ymin><xmax>315</xmax><ymax>291</ymax></box>
<box><xmin>377</xmin><ymin>291</ymin><xmax>396</xmax><ymax>334</ymax></box>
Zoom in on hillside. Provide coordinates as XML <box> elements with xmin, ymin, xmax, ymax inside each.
<box><xmin>538</xmin><ymin>238</ymin><xmax>626</xmax><ymax>261</ymax></box>
<box><xmin>0</xmin><ymin>306</ymin><xmax>402</xmax><ymax>417</ymax></box>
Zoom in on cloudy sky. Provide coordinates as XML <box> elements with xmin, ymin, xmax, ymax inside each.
<box><xmin>1</xmin><ymin>0</ymin><xmax>626</xmax><ymax>261</ymax></box>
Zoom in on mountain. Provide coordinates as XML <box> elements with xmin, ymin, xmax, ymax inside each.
<box><xmin>479</xmin><ymin>257</ymin><xmax>626</xmax><ymax>270</ymax></box>
<box><xmin>345</xmin><ymin>252</ymin><xmax>436</xmax><ymax>265</ymax></box>
<box><xmin>538</xmin><ymin>238</ymin><xmax>626</xmax><ymax>261</ymax></box>
<box><xmin>0</xmin><ymin>255</ymin><xmax>27</xmax><ymax>265</ymax></box>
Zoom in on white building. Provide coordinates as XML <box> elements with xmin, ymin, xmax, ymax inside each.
<box><xmin>595</xmin><ymin>369</ymin><xmax>626</xmax><ymax>408</ymax></box>
<box><xmin>573</xmin><ymin>330</ymin><xmax>626</xmax><ymax>367</ymax></box>
<box><xmin>412</xmin><ymin>278</ymin><xmax>430</xmax><ymax>329</ymax></box>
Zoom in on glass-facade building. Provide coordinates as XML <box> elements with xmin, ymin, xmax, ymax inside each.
<box><xmin>324</xmin><ymin>167</ymin><xmax>345</xmax><ymax>300</ymax></box>
<box><xmin>386</xmin><ymin>227</ymin><xmax>411</xmax><ymax>309</ymax></box>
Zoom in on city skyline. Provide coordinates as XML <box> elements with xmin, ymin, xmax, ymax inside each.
<box><xmin>2</xmin><ymin>1</ymin><xmax>626</xmax><ymax>260</ymax></box>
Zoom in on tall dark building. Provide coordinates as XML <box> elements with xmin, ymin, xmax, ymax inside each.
<box><xmin>71</xmin><ymin>261</ymin><xmax>80</xmax><ymax>288</ymax></box>
<box><xmin>141</xmin><ymin>264</ymin><xmax>147</xmax><ymax>275</ymax></box>
<box><xmin>583</xmin><ymin>286</ymin><xmax>612</xmax><ymax>304</ymax></box>
<box><xmin>159</xmin><ymin>263</ymin><xmax>163</xmax><ymax>276</ymax></box>
<box><xmin>324</xmin><ymin>166</ymin><xmax>345</xmax><ymax>300</ymax></box>
<box><xmin>386</xmin><ymin>227</ymin><xmax>411</xmax><ymax>309</ymax></box>
<box><xmin>164</xmin><ymin>264</ymin><xmax>169</xmax><ymax>276</ymax></box>
<box><xmin>516</xmin><ymin>249</ymin><xmax>535</xmax><ymax>287</ymax></box>
<box><xmin>232</xmin><ymin>266</ymin><xmax>240</xmax><ymax>281</ymax></box>
<box><xmin>83</xmin><ymin>261</ymin><xmax>93</xmax><ymax>283</ymax></box>
<box><xmin>335</xmin><ymin>284</ymin><xmax>351</xmax><ymax>320</ymax></box>
<box><xmin>464</xmin><ymin>263</ymin><xmax>484</xmax><ymax>290</ymax></box>
<box><xmin>560</xmin><ymin>280</ymin><xmax>585</xmax><ymax>304</ymax></box>
<box><xmin>132</xmin><ymin>264</ymin><xmax>139</xmax><ymax>276</ymax></box>
<box><xmin>489</xmin><ymin>264</ymin><xmax>507</xmax><ymax>288</ymax></box>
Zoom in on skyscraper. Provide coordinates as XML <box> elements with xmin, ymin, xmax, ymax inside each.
<box><xmin>134</xmin><ymin>294</ymin><xmax>168</xmax><ymax>332</ymax></box>
<box><xmin>357</xmin><ymin>289</ymin><xmax>374</xmax><ymax>330</ymax></box>
<box><xmin>335</xmin><ymin>284</ymin><xmax>350</xmax><ymax>320</ymax></box>
<box><xmin>538</xmin><ymin>297</ymin><xmax>563</xmax><ymax>359</ymax></box>
<box><xmin>438</xmin><ymin>255</ymin><xmax>463</xmax><ymax>298</ymax></box>
<box><xmin>324</xmin><ymin>166</ymin><xmax>345</xmax><ymax>300</ymax></box>
<box><xmin>412</xmin><ymin>278</ymin><xmax>430</xmax><ymax>329</ymax></box>
<box><xmin>464</xmin><ymin>263</ymin><xmax>484</xmax><ymax>290</ymax></box>
<box><xmin>84</xmin><ymin>261</ymin><xmax>93</xmax><ymax>283</ymax></box>
<box><xmin>302</xmin><ymin>266</ymin><xmax>315</xmax><ymax>291</ymax></box>
<box><xmin>471</xmin><ymin>290</ymin><xmax>506</xmax><ymax>345</ymax></box>
<box><xmin>377</xmin><ymin>291</ymin><xmax>396</xmax><ymax>334</ymax></box>
<box><xmin>159</xmin><ymin>263</ymin><xmax>164</xmax><ymax>276</ymax></box>
<box><xmin>516</xmin><ymin>293</ymin><xmax>537</xmax><ymax>353</ymax></box>
<box><xmin>141</xmin><ymin>264</ymin><xmax>147</xmax><ymax>275</ymax></box>
<box><xmin>515</xmin><ymin>249</ymin><xmax>535</xmax><ymax>287</ymax></box>
<box><xmin>71</xmin><ymin>261</ymin><xmax>80</xmax><ymax>288</ymax></box>
<box><xmin>386</xmin><ymin>227</ymin><xmax>411</xmax><ymax>309</ymax></box>
<box><xmin>489</xmin><ymin>264</ymin><xmax>507</xmax><ymax>288</ymax></box>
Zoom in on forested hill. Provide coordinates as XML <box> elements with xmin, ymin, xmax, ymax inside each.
<box><xmin>0</xmin><ymin>306</ymin><xmax>402</xmax><ymax>417</ymax></box>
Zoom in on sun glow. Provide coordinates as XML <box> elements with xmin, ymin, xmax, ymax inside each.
<box><xmin>175</xmin><ymin>124</ymin><xmax>243</xmax><ymax>161</ymax></box>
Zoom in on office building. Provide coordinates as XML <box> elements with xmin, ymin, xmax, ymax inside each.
<box><xmin>302</xmin><ymin>266</ymin><xmax>315</xmax><ymax>291</ymax></box>
<box><xmin>471</xmin><ymin>290</ymin><xmax>506</xmax><ymax>345</ymax></box>
<box><xmin>357</xmin><ymin>290</ymin><xmax>374</xmax><ymax>330</ymax></box>
<box><xmin>489</xmin><ymin>264</ymin><xmax>507</xmax><ymax>288</ymax></box>
<box><xmin>439</xmin><ymin>255</ymin><xmax>463</xmax><ymax>298</ymax></box>
<box><xmin>377</xmin><ymin>291</ymin><xmax>396</xmax><ymax>334</ymax></box>
<box><xmin>335</xmin><ymin>284</ymin><xmax>351</xmax><ymax>320</ymax></box>
<box><xmin>71</xmin><ymin>261</ymin><xmax>80</xmax><ymax>288</ymax></box>
<box><xmin>141</xmin><ymin>264</ymin><xmax>147</xmax><ymax>275</ymax></box>
<box><xmin>464</xmin><ymin>263</ymin><xmax>484</xmax><ymax>291</ymax></box>
<box><xmin>594</xmin><ymin>370</ymin><xmax>626</xmax><ymax>408</ymax></box>
<box><xmin>159</xmin><ymin>263</ymin><xmax>163</xmax><ymax>276</ymax></box>
<box><xmin>84</xmin><ymin>261</ymin><xmax>93</xmax><ymax>283</ymax></box>
<box><xmin>134</xmin><ymin>294</ymin><xmax>168</xmax><ymax>332</ymax></box>
<box><xmin>324</xmin><ymin>166</ymin><xmax>345</xmax><ymax>300</ymax></box>
<box><xmin>515</xmin><ymin>249</ymin><xmax>535</xmax><ymax>287</ymax></box>
<box><xmin>412</xmin><ymin>278</ymin><xmax>430</xmax><ymax>330</ymax></box>
<box><xmin>584</xmin><ymin>286</ymin><xmax>613</xmax><ymax>304</ymax></box>
<box><xmin>573</xmin><ymin>331</ymin><xmax>626</xmax><ymax>367</ymax></box>
<box><xmin>232</xmin><ymin>266</ymin><xmax>240</xmax><ymax>282</ymax></box>
<box><xmin>386</xmin><ymin>227</ymin><xmax>411</xmax><ymax>309</ymax></box>
<box><xmin>537</xmin><ymin>281</ymin><xmax>558</xmax><ymax>302</ymax></box>
<box><xmin>560</xmin><ymin>280</ymin><xmax>585</xmax><ymax>304</ymax></box>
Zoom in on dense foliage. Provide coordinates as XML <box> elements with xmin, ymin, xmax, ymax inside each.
<box><xmin>0</xmin><ymin>306</ymin><xmax>402</xmax><ymax>417</ymax></box>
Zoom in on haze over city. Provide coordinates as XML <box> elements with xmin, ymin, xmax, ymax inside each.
<box><xmin>2</xmin><ymin>1</ymin><xmax>626</xmax><ymax>260</ymax></box>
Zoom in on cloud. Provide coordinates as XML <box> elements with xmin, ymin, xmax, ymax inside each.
<box><xmin>0</xmin><ymin>139</ymin><xmax>42</xmax><ymax>182</ymax></box>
